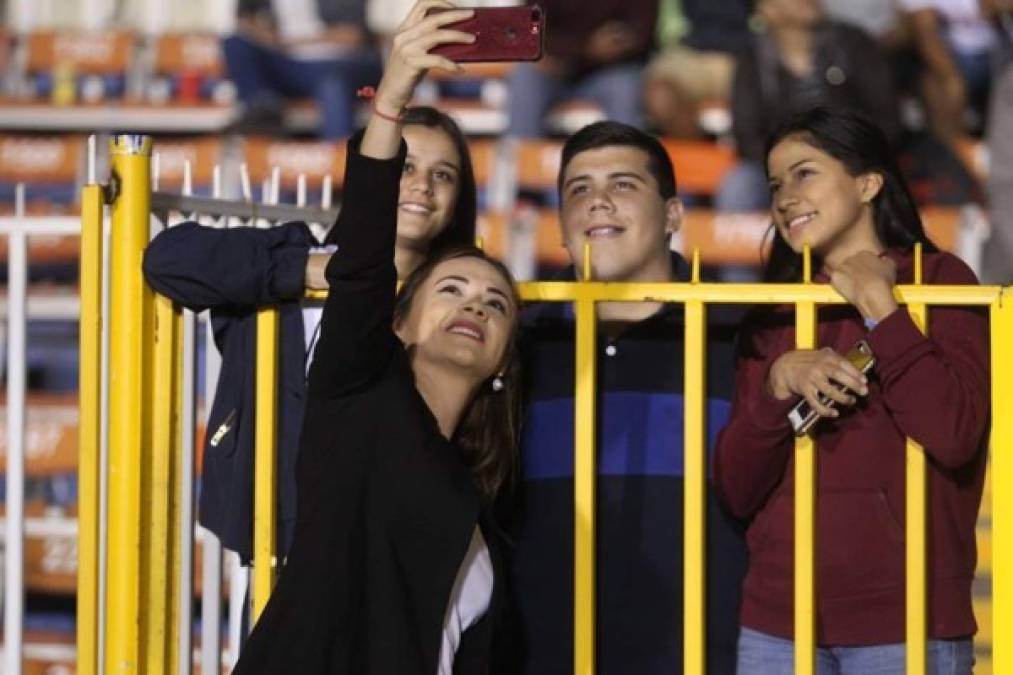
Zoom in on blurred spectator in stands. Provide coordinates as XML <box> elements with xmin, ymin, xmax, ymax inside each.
<box><xmin>643</xmin><ymin>0</ymin><xmax>751</xmax><ymax>139</ymax></box>
<box><xmin>506</xmin><ymin>0</ymin><xmax>658</xmax><ymax>137</ymax></box>
<box><xmin>717</xmin><ymin>0</ymin><xmax>899</xmax><ymax>212</ymax></box>
<box><xmin>981</xmin><ymin>0</ymin><xmax>1013</xmax><ymax>283</ymax></box>
<box><xmin>898</xmin><ymin>0</ymin><xmax>995</xmax><ymax>141</ymax></box>
<box><xmin>222</xmin><ymin>0</ymin><xmax>382</xmax><ymax>139</ymax></box>
<box><xmin>822</xmin><ymin>0</ymin><xmax>906</xmax><ymax>48</ymax></box>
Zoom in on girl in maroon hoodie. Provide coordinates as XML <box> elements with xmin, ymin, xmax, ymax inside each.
<box><xmin>713</xmin><ymin>106</ymin><xmax>989</xmax><ymax>674</ymax></box>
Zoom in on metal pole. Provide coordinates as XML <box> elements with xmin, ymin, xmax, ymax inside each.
<box><xmin>105</xmin><ymin>134</ymin><xmax>153</xmax><ymax>675</ymax></box>
<box><xmin>905</xmin><ymin>245</ymin><xmax>928</xmax><ymax>675</ymax></box>
<box><xmin>252</xmin><ymin>176</ymin><xmax>280</xmax><ymax>617</ymax></box>
<box><xmin>201</xmin><ymin>174</ymin><xmax>226</xmax><ymax>675</ymax></box>
<box><xmin>77</xmin><ymin>179</ymin><xmax>106</xmax><ymax>675</ymax></box>
<box><xmin>175</xmin><ymin>201</ymin><xmax>199</xmax><ymax>675</ymax></box>
<box><xmin>573</xmin><ymin>242</ymin><xmax>596</xmax><ymax>675</ymax></box>
<box><xmin>4</xmin><ymin>184</ymin><xmax>28</xmax><ymax>675</ymax></box>
<box><xmin>794</xmin><ymin>245</ymin><xmax>817</xmax><ymax>675</ymax></box>
<box><xmin>683</xmin><ymin>250</ymin><xmax>706</xmax><ymax>675</ymax></box>
<box><xmin>992</xmin><ymin>286</ymin><xmax>1013</xmax><ymax>674</ymax></box>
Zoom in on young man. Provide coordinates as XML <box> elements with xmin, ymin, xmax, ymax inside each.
<box><xmin>508</xmin><ymin>121</ymin><xmax>747</xmax><ymax>674</ymax></box>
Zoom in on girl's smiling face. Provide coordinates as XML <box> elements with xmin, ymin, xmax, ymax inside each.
<box><xmin>766</xmin><ymin>134</ymin><xmax>884</xmax><ymax>268</ymax></box>
<box><xmin>396</xmin><ymin>124</ymin><xmax>462</xmax><ymax>249</ymax></box>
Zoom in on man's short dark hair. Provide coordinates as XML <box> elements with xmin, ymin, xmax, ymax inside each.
<box><xmin>558</xmin><ymin>121</ymin><xmax>678</xmax><ymax>201</ymax></box>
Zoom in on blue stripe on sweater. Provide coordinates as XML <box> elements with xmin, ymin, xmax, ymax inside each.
<box><xmin>520</xmin><ymin>392</ymin><xmax>731</xmax><ymax>479</ymax></box>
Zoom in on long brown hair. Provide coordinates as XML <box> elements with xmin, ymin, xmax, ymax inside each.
<box><xmin>392</xmin><ymin>246</ymin><xmax>522</xmax><ymax>501</ymax></box>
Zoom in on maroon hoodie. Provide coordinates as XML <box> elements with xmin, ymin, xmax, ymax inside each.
<box><xmin>713</xmin><ymin>249</ymin><xmax>990</xmax><ymax>646</ymax></box>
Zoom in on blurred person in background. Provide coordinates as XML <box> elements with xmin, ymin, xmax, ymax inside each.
<box><xmin>980</xmin><ymin>0</ymin><xmax>1013</xmax><ymax>283</ymax></box>
<box><xmin>643</xmin><ymin>0</ymin><xmax>751</xmax><ymax>139</ymax></box>
<box><xmin>821</xmin><ymin>0</ymin><xmax>906</xmax><ymax>48</ymax></box>
<box><xmin>716</xmin><ymin>0</ymin><xmax>899</xmax><ymax>213</ymax></box>
<box><xmin>222</xmin><ymin>0</ymin><xmax>382</xmax><ymax>139</ymax></box>
<box><xmin>897</xmin><ymin>0</ymin><xmax>996</xmax><ymax>142</ymax></box>
<box><xmin>506</xmin><ymin>0</ymin><xmax>658</xmax><ymax>137</ymax></box>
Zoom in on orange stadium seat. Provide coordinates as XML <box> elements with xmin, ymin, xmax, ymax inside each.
<box><xmin>149</xmin><ymin>33</ymin><xmax>230</xmax><ymax>106</ymax></box>
<box><xmin>242</xmin><ymin>136</ymin><xmax>348</xmax><ymax>207</ymax></box>
<box><xmin>21</xmin><ymin>30</ymin><xmax>133</xmax><ymax>103</ymax></box>
<box><xmin>0</xmin><ymin>134</ymin><xmax>81</xmax><ymax>213</ymax></box>
<box><xmin>663</xmin><ymin>139</ymin><xmax>736</xmax><ymax>197</ymax></box>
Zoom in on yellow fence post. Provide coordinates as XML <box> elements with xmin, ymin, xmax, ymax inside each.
<box><xmin>795</xmin><ymin>246</ymin><xmax>817</xmax><ymax>675</ymax></box>
<box><xmin>253</xmin><ymin>306</ymin><xmax>280</xmax><ymax>618</ymax></box>
<box><xmin>143</xmin><ymin>285</ymin><xmax>182</xmax><ymax>674</ymax></box>
<box><xmin>105</xmin><ymin>134</ymin><xmax>152</xmax><ymax>675</ymax></box>
<box><xmin>684</xmin><ymin>249</ymin><xmax>706</xmax><ymax>675</ymax></box>
<box><xmin>905</xmin><ymin>245</ymin><xmax>928</xmax><ymax>675</ymax></box>
<box><xmin>992</xmin><ymin>287</ymin><xmax>1013</xmax><ymax>674</ymax></box>
<box><xmin>574</xmin><ymin>245</ymin><xmax>597</xmax><ymax>675</ymax></box>
<box><xmin>77</xmin><ymin>183</ymin><xmax>105</xmax><ymax>675</ymax></box>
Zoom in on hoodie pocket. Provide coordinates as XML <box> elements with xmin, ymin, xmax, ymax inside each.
<box><xmin>818</xmin><ymin>489</ymin><xmax>905</xmax><ymax>597</ymax></box>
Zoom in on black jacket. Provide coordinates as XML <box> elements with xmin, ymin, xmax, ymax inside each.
<box><xmin>143</xmin><ymin>219</ymin><xmax>317</xmax><ymax>560</ymax></box>
<box><xmin>232</xmin><ymin>135</ymin><xmax>504</xmax><ymax>674</ymax></box>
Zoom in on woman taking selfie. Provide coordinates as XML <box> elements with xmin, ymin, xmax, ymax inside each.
<box><xmin>230</xmin><ymin>2</ymin><xmax>522</xmax><ymax>673</ymax></box>
<box><xmin>714</xmin><ymin>106</ymin><xmax>988</xmax><ymax>674</ymax></box>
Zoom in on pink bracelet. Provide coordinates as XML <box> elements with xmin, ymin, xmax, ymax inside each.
<box><xmin>356</xmin><ymin>86</ymin><xmax>404</xmax><ymax>123</ymax></box>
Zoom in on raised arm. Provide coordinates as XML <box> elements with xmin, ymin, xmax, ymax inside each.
<box><xmin>142</xmin><ymin>221</ymin><xmax>315</xmax><ymax>311</ymax></box>
<box><xmin>307</xmin><ymin>0</ymin><xmax>475</xmax><ymax>399</ymax></box>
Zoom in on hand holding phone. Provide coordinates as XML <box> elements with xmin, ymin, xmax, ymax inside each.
<box><xmin>788</xmin><ymin>340</ymin><xmax>876</xmax><ymax>436</ymax></box>
<box><xmin>426</xmin><ymin>5</ymin><xmax>544</xmax><ymax>62</ymax></box>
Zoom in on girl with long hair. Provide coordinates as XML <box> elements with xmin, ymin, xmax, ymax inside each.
<box><xmin>714</xmin><ymin>106</ymin><xmax>988</xmax><ymax>674</ymax></box>
<box><xmin>143</xmin><ymin>77</ymin><xmax>481</xmax><ymax>566</ymax></box>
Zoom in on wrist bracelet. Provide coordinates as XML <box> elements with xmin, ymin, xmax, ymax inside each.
<box><xmin>371</xmin><ymin>99</ymin><xmax>405</xmax><ymax>123</ymax></box>
<box><xmin>356</xmin><ymin>86</ymin><xmax>405</xmax><ymax>123</ymax></box>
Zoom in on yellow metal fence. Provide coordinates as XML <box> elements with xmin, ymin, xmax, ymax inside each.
<box><xmin>78</xmin><ymin>137</ymin><xmax>1012</xmax><ymax>675</ymax></box>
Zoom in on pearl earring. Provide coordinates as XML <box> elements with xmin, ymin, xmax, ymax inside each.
<box><xmin>491</xmin><ymin>375</ymin><xmax>505</xmax><ymax>392</ymax></box>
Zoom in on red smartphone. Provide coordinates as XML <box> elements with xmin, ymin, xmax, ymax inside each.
<box><xmin>427</xmin><ymin>5</ymin><xmax>544</xmax><ymax>62</ymax></box>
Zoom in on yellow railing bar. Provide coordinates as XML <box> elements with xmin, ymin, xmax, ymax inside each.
<box><xmin>307</xmin><ymin>284</ymin><xmax>1001</xmax><ymax>306</ymax></box>
<box><xmin>795</xmin><ymin>245</ymin><xmax>817</xmax><ymax>675</ymax></box>
<box><xmin>512</xmin><ymin>283</ymin><xmax>1000</xmax><ymax>306</ymax></box>
<box><xmin>906</xmin><ymin>244</ymin><xmax>927</xmax><ymax>675</ymax></box>
<box><xmin>77</xmin><ymin>183</ymin><xmax>104</xmax><ymax>675</ymax></box>
<box><xmin>105</xmin><ymin>134</ymin><xmax>153</xmax><ymax>675</ymax></box>
<box><xmin>992</xmin><ymin>288</ymin><xmax>1013</xmax><ymax>674</ymax></box>
<box><xmin>253</xmin><ymin>307</ymin><xmax>280</xmax><ymax>618</ymax></box>
<box><xmin>168</xmin><ymin>308</ymin><xmax>184</xmax><ymax>675</ymax></box>
<box><xmin>574</xmin><ymin>241</ymin><xmax>596</xmax><ymax>674</ymax></box>
<box><xmin>144</xmin><ymin>290</ymin><xmax>181</xmax><ymax>673</ymax></box>
<box><xmin>683</xmin><ymin>248</ymin><xmax>706</xmax><ymax>674</ymax></box>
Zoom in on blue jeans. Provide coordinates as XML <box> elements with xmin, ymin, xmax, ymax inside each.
<box><xmin>221</xmin><ymin>35</ymin><xmax>381</xmax><ymax>139</ymax></box>
<box><xmin>507</xmin><ymin>61</ymin><xmax>643</xmax><ymax>137</ymax></box>
<box><xmin>737</xmin><ymin>627</ymin><xmax>974</xmax><ymax>675</ymax></box>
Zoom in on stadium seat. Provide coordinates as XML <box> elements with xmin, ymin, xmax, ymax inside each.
<box><xmin>22</xmin><ymin>30</ymin><xmax>133</xmax><ymax>104</ymax></box>
<box><xmin>242</xmin><ymin>136</ymin><xmax>348</xmax><ymax>208</ymax></box>
<box><xmin>148</xmin><ymin>33</ymin><xmax>231</xmax><ymax>107</ymax></box>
